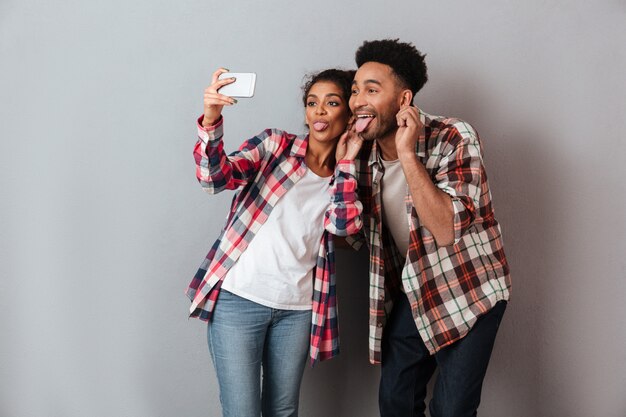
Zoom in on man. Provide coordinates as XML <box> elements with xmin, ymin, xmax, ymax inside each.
<box><xmin>331</xmin><ymin>39</ymin><xmax>511</xmax><ymax>417</ymax></box>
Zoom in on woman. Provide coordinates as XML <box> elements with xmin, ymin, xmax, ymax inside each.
<box><xmin>186</xmin><ymin>68</ymin><xmax>363</xmax><ymax>417</ymax></box>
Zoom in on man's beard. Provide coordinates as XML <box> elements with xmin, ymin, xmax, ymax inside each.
<box><xmin>360</xmin><ymin>107</ymin><xmax>399</xmax><ymax>141</ymax></box>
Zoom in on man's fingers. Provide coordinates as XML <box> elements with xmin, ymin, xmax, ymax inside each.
<box><xmin>396</xmin><ymin>106</ymin><xmax>419</xmax><ymax>127</ymax></box>
<box><xmin>396</xmin><ymin>112</ymin><xmax>408</xmax><ymax>127</ymax></box>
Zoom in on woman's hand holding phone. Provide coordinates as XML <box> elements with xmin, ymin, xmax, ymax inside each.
<box><xmin>203</xmin><ymin>68</ymin><xmax>237</xmax><ymax>128</ymax></box>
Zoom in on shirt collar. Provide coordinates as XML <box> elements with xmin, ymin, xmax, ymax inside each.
<box><xmin>367</xmin><ymin>108</ymin><xmax>429</xmax><ymax>166</ymax></box>
<box><xmin>417</xmin><ymin>109</ymin><xmax>428</xmax><ymax>158</ymax></box>
<box><xmin>290</xmin><ymin>134</ymin><xmax>308</xmax><ymax>158</ymax></box>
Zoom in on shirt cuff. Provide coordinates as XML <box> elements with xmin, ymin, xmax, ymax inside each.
<box><xmin>450</xmin><ymin>195</ymin><xmax>475</xmax><ymax>245</ymax></box>
<box><xmin>335</xmin><ymin>159</ymin><xmax>357</xmax><ymax>177</ymax></box>
<box><xmin>196</xmin><ymin>115</ymin><xmax>224</xmax><ymax>145</ymax></box>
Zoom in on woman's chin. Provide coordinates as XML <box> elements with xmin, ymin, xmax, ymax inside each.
<box><xmin>310</xmin><ymin>130</ymin><xmax>342</xmax><ymax>144</ymax></box>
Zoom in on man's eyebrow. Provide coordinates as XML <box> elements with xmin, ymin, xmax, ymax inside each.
<box><xmin>352</xmin><ymin>79</ymin><xmax>383</xmax><ymax>86</ymax></box>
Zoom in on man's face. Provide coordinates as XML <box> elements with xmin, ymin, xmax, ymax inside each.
<box><xmin>349</xmin><ymin>62</ymin><xmax>403</xmax><ymax>141</ymax></box>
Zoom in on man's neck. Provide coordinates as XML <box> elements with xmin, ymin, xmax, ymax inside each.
<box><xmin>376</xmin><ymin>131</ymin><xmax>399</xmax><ymax>161</ymax></box>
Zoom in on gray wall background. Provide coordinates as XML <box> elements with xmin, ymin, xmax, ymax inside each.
<box><xmin>2</xmin><ymin>1</ymin><xmax>625</xmax><ymax>416</ymax></box>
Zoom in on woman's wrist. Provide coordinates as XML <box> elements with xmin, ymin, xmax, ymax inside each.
<box><xmin>202</xmin><ymin>114</ymin><xmax>222</xmax><ymax>128</ymax></box>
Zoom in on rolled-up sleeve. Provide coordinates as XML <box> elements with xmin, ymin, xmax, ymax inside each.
<box><xmin>324</xmin><ymin>160</ymin><xmax>363</xmax><ymax>237</ymax></box>
<box><xmin>434</xmin><ymin>122</ymin><xmax>484</xmax><ymax>244</ymax></box>
<box><xmin>194</xmin><ymin>115</ymin><xmax>271</xmax><ymax>194</ymax></box>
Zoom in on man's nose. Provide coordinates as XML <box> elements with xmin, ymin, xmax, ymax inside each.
<box><xmin>351</xmin><ymin>92</ymin><xmax>365</xmax><ymax>110</ymax></box>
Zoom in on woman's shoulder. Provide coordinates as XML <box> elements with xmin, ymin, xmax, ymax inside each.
<box><xmin>258</xmin><ymin>127</ymin><xmax>299</xmax><ymax>140</ymax></box>
<box><xmin>254</xmin><ymin>128</ymin><xmax>304</xmax><ymax>155</ymax></box>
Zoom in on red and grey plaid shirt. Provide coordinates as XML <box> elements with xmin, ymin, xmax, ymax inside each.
<box><xmin>331</xmin><ymin>110</ymin><xmax>511</xmax><ymax>364</ymax></box>
<box><xmin>186</xmin><ymin>116</ymin><xmax>362</xmax><ymax>365</ymax></box>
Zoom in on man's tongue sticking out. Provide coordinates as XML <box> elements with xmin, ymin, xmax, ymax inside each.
<box><xmin>355</xmin><ymin>117</ymin><xmax>373</xmax><ymax>133</ymax></box>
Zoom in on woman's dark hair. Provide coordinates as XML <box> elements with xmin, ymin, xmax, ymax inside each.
<box><xmin>355</xmin><ymin>38</ymin><xmax>428</xmax><ymax>95</ymax></box>
<box><xmin>301</xmin><ymin>68</ymin><xmax>356</xmax><ymax>106</ymax></box>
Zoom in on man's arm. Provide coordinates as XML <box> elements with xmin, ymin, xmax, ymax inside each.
<box><xmin>398</xmin><ymin>152</ymin><xmax>455</xmax><ymax>245</ymax></box>
<box><xmin>395</xmin><ymin>106</ymin><xmax>455</xmax><ymax>246</ymax></box>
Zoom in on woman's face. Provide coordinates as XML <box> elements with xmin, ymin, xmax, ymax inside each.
<box><xmin>304</xmin><ymin>81</ymin><xmax>351</xmax><ymax>143</ymax></box>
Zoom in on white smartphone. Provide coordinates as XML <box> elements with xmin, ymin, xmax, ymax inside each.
<box><xmin>218</xmin><ymin>72</ymin><xmax>256</xmax><ymax>98</ymax></box>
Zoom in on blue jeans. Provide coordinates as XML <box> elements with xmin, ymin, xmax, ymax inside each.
<box><xmin>207</xmin><ymin>290</ymin><xmax>312</xmax><ymax>417</ymax></box>
<box><xmin>379</xmin><ymin>293</ymin><xmax>507</xmax><ymax>417</ymax></box>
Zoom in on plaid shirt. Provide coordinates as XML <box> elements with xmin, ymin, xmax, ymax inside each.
<box><xmin>186</xmin><ymin>116</ymin><xmax>361</xmax><ymax>365</ymax></box>
<box><xmin>332</xmin><ymin>110</ymin><xmax>511</xmax><ymax>364</ymax></box>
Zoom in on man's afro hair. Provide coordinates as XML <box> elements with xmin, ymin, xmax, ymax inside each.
<box><xmin>355</xmin><ymin>39</ymin><xmax>428</xmax><ymax>95</ymax></box>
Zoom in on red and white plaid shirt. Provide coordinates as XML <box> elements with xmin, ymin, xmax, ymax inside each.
<box><xmin>186</xmin><ymin>116</ymin><xmax>362</xmax><ymax>365</ymax></box>
<box><xmin>330</xmin><ymin>110</ymin><xmax>511</xmax><ymax>364</ymax></box>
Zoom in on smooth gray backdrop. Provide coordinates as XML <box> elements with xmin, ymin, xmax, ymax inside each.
<box><xmin>2</xmin><ymin>1</ymin><xmax>625</xmax><ymax>416</ymax></box>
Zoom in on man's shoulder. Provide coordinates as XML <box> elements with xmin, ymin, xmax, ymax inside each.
<box><xmin>423</xmin><ymin>111</ymin><xmax>479</xmax><ymax>150</ymax></box>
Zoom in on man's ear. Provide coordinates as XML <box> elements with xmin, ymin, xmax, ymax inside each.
<box><xmin>400</xmin><ymin>90</ymin><xmax>413</xmax><ymax>106</ymax></box>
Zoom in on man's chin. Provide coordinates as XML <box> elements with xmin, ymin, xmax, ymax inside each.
<box><xmin>359</xmin><ymin>130</ymin><xmax>378</xmax><ymax>141</ymax></box>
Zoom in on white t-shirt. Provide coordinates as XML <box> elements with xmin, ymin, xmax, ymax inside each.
<box><xmin>221</xmin><ymin>168</ymin><xmax>331</xmax><ymax>310</ymax></box>
<box><xmin>381</xmin><ymin>158</ymin><xmax>410</xmax><ymax>257</ymax></box>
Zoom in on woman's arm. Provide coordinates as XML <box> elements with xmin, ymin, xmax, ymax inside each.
<box><xmin>194</xmin><ymin>68</ymin><xmax>271</xmax><ymax>194</ymax></box>
<box><xmin>324</xmin><ymin>129</ymin><xmax>364</xmax><ymax>236</ymax></box>
<box><xmin>324</xmin><ymin>159</ymin><xmax>363</xmax><ymax>236</ymax></box>
<box><xmin>194</xmin><ymin>117</ymin><xmax>273</xmax><ymax>193</ymax></box>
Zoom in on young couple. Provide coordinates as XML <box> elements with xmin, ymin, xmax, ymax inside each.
<box><xmin>186</xmin><ymin>39</ymin><xmax>511</xmax><ymax>417</ymax></box>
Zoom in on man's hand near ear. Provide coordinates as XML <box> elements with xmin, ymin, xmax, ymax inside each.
<box><xmin>394</xmin><ymin>105</ymin><xmax>422</xmax><ymax>155</ymax></box>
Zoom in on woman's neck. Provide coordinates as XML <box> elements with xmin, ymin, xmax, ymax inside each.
<box><xmin>305</xmin><ymin>136</ymin><xmax>336</xmax><ymax>177</ymax></box>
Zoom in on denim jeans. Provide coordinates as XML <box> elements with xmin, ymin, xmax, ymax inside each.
<box><xmin>207</xmin><ymin>290</ymin><xmax>312</xmax><ymax>417</ymax></box>
<box><xmin>379</xmin><ymin>293</ymin><xmax>507</xmax><ymax>417</ymax></box>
